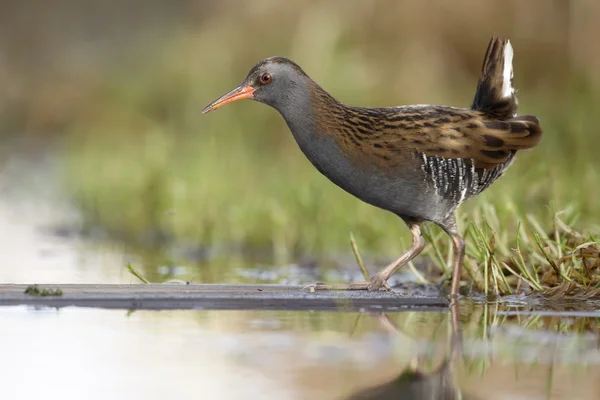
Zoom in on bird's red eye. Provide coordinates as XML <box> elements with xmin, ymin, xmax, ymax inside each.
<box><xmin>260</xmin><ymin>73</ymin><xmax>271</xmax><ymax>84</ymax></box>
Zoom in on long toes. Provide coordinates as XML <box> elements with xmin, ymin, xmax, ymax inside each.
<box><xmin>303</xmin><ymin>282</ymin><xmax>372</xmax><ymax>291</ymax></box>
<box><xmin>347</xmin><ymin>282</ymin><xmax>371</xmax><ymax>290</ymax></box>
<box><xmin>448</xmin><ymin>292</ymin><xmax>462</xmax><ymax>302</ymax></box>
<box><xmin>367</xmin><ymin>276</ymin><xmax>391</xmax><ymax>292</ymax></box>
<box><xmin>302</xmin><ymin>282</ymin><xmax>328</xmax><ymax>292</ymax></box>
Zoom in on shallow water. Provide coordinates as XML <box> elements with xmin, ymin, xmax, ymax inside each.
<box><xmin>2</xmin><ymin>305</ymin><xmax>599</xmax><ymax>399</ymax></box>
<box><xmin>1</xmin><ymin>152</ymin><xmax>599</xmax><ymax>400</ymax></box>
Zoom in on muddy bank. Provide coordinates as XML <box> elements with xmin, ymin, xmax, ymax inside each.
<box><xmin>0</xmin><ymin>283</ymin><xmax>448</xmax><ymax>311</ymax></box>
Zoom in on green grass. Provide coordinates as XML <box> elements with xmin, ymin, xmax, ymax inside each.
<box><xmin>125</xmin><ymin>263</ymin><xmax>150</xmax><ymax>284</ymax></box>
<box><xmin>59</xmin><ymin>28</ymin><xmax>599</xmax><ymax>296</ymax></box>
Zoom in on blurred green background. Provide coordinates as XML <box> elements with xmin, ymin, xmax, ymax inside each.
<box><xmin>1</xmin><ymin>0</ymin><xmax>598</xmax><ymax>279</ymax></box>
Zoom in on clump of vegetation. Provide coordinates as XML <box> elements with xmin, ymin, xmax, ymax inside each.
<box><xmin>24</xmin><ymin>285</ymin><xmax>63</xmax><ymax>297</ymax></box>
<box><xmin>426</xmin><ymin>209</ymin><xmax>599</xmax><ymax>298</ymax></box>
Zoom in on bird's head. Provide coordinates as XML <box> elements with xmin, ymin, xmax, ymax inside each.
<box><xmin>202</xmin><ymin>57</ymin><xmax>309</xmax><ymax>114</ymax></box>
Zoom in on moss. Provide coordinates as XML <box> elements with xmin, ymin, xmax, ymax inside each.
<box><xmin>24</xmin><ymin>285</ymin><xmax>64</xmax><ymax>297</ymax></box>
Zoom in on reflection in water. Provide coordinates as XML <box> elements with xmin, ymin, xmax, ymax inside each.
<box><xmin>348</xmin><ymin>304</ymin><xmax>465</xmax><ymax>400</ymax></box>
<box><xmin>348</xmin><ymin>366</ymin><xmax>457</xmax><ymax>400</ymax></box>
<box><xmin>1</xmin><ymin>302</ymin><xmax>600</xmax><ymax>399</ymax></box>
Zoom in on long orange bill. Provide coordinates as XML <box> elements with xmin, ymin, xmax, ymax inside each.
<box><xmin>202</xmin><ymin>85</ymin><xmax>256</xmax><ymax>114</ymax></box>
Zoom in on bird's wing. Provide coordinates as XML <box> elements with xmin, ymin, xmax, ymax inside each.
<box><xmin>371</xmin><ymin>107</ymin><xmax>542</xmax><ymax>170</ymax></box>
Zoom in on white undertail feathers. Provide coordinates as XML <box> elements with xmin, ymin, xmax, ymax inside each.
<box><xmin>501</xmin><ymin>40</ymin><xmax>514</xmax><ymax>99</ymax></box>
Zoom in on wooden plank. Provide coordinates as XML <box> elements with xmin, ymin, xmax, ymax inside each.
<box><xmin>0</xmin><ymin>284</ymin><xmax>449</xmax><ymax>311</ymax></box>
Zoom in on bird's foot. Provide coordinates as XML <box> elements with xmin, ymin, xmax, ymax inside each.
<box><xmin>303</xmin><ymin>282</ymin><xmax>370</xmax><ymax>292</ymax></box>
<box><xmin>366</xmin><ymin>274</ymin><xmax>392</xmax><ymax>292</ymax></box>
<box><xmin>303</xmin><ymin>276</ymin><xmax>392</xmax><ymax>292</ymax></box>
<box><xmin>448</xmin><ymin>292</ymin><xmax>462</xmax><ymax>306</ymax></box>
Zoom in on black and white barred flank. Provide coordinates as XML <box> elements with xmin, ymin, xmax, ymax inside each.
<box><xmin>420</xmin><ymin>151</ymin><xmax>515</xmax><ymax>209</ymax></box>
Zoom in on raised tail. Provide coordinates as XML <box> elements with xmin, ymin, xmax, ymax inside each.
<box><xmin>472</xmin><ymin>36</ymin><xmax>542</xmax><ymax>150</ymax></box>
<box><xmin>471</xmin><ymin>36</ymin><xmax>518</xmax><ymax>119</ymax></box>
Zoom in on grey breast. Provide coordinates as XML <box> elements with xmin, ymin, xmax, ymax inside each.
<box><xmin>287</xmin><ymin>120</ymin><xmax>455</xmax><ymax>222</ymax></box>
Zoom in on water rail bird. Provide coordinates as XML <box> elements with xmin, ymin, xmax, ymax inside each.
<box><xmin>203</xmin><ymin>36</ymin><xmax>542</xmax><ymax>298</ymax></box>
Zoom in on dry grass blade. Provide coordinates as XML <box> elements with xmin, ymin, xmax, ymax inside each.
<box><xmin>555</xmin><ymin>212</ymin><xmax>586</xmax><ymax>241</ymax></box>
<box><xmin>501</xmin><ymin>262</ymin><xmax>541</xmax><ymax>291</ymax></box>
<box><xmin>533</xmin><ymin>231</ymin><xmax>572</xmax><ymax>282</ymax></box>
<box><xmin>513</xmin><ymin>223</ymin><xmax>544</xmax><ymax>291</ymax></box>
<box><xmin>125</xmin><ymin>263</ymin><xmax>150</xmax><ymax>284</ymax></box>
<box><xmin>406</xmin><ymin>261</ymin><xmax>429</xmax><ymax>285</ymax></box>
<box><xmin>350</xmin><ymin>232</ymin><xmax>370</xmax><ymax>281</ymax></box>
<box><xmin>422</xmin><ymin>226</ymin><xmax>450</xmax><ymax>274</ymax></box>
<box><xmin>542</xmin><ymin>281</ymin><xmax>600</xmax><ymax>299</ymax></box>
<box><xmin>464</xmin><ymin>258</ymin><xmax>486</xmax><ymax>293</ymax></box>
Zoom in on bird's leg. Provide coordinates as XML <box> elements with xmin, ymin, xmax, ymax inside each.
<box><xmin>306</xmin><ymin>223</ymin><xmax>425</xmax><ymax>292</ymax></box>
<box><xmin>448</xmin><ymin>300</ymin><xmax>463</xmax><ymax>369</ymax></box>
<box><xmin>437</xmin><ymin>214</ymin><xmax>465</xmax><ymax>299</ymax></box>
<box><xmin>367</xmin><ymin>223</ymin><xmax>425</xmax><ymax>290</ymax></box>
<box><xmin>449</xmin><ymin>234</ymin><xmax>465</xmax><ymax>299</ymax></box>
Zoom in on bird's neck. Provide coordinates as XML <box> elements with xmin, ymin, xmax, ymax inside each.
<box><xmin>272</xmin><ymin>81</ymin><xmax>363</xmax><ymax>187</ymax></box>
<box><xmin>275</xmin><ymin>81</ymin><xmax>346</xmax><ymax>145</ymax></box>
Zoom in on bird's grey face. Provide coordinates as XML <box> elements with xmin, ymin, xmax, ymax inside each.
<box><xmin>202</xmin><ymin>57</ymin><xmax>308</xmax><ymax>114</ymax></box>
